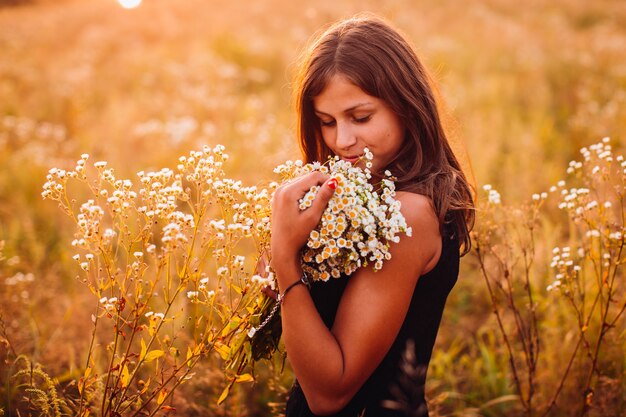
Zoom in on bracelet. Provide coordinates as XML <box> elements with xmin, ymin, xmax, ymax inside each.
<box><xmin>248</xmin><ymin>272</ymin><xmax>310</xmax><ymax>339</ymax></box>
<box><xmin>277</xmin><ymin>272</ymin><xmax>311</xmax><ymax>303</ymax></box>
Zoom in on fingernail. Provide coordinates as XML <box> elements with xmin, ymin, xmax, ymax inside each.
<box><xmin>327</xmin><ymin>178</ymin><xmax>338</xmax><ymax>190</ymax></box>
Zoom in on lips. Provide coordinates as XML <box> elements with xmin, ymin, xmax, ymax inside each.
<box><xmin>340</xmin><ymin>155</ymin><xmax>362</xmax><ymax>164</ymax></box>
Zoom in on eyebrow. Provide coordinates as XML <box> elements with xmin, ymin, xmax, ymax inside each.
<box><xmin>313</xmin><ymin>102</ymin><xmax>374</xmax><ymax>116</ymax></box>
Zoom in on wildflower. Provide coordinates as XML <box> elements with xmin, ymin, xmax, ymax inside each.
<box><xmin>233</xmin><ymin>255</ymin><xmax>245</xmax><ymax>268</ymax></box>
<box><xmin>277</xmin><ymin>149</ymin><xmax>410</xmax><ymax>282</ymax></box>
<box><xmin>487</xmin><ymin>189</ymin><xmax>501</xmax><ymax>205</ymax></box>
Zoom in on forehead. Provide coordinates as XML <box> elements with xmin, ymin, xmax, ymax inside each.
<box><xmin>313</xmin><ymin>74</ymin><xmax>378</xmax><ymax>113</ymax></box>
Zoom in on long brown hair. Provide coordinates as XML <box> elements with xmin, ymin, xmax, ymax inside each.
<box><xmin>293</xmin><ymin>13</ymin><xmax>475</xmax><ymax>254</ymax></box>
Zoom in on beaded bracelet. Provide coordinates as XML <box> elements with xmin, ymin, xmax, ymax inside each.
<box><xmin>248</xmin><ymin>272</ymin><xmax>310</xmax><ymax>338</ymax></box>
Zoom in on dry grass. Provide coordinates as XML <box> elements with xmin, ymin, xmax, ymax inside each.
<box><xmin>1</xmin><ymin>0</ymin><xmax>625</xmax><ymax>415</ymax></box>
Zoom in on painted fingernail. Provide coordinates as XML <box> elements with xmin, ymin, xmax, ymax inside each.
<box><xmin>327</xmin><ymin>178</ymin><xmax>338</xmax><ymax>190</ymax></box>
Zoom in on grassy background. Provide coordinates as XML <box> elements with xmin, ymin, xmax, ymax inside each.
<box><xmin>0</xmin><ymin>0</ymin><xmax>625</xmax><ymax>415</ymax></box>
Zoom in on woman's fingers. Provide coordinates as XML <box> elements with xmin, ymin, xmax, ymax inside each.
<box><xmin>272</xmin><ymin>171</ymin><xmax>328</xmax><ymax>211</ymax></box>
<box><xmin>308</xmin><ymin>177</ymin><xmax>337</xmax><ymax>217</ymax></box>
<box><xmin>281</xmin><ymin>170</ymin><xmax>330</xmax><ymax>196</ymax></box>
<box><xmin>283</xmin><ymin>172</ymin><xmax>336</xmax><ymax>224</ymax></box>
<box><xmin>270</xmin><ymin>171</ymin><xmax>337</xmax><ymax>258</ymax></box>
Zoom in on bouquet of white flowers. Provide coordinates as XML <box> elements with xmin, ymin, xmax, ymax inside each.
<box><xmin>274</xmin><ymin>148</ymin><xmax>412</xmax><ymax>282</ymax></box>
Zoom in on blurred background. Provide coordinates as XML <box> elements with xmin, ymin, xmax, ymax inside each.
<box><xmin>0</xmin><ymin>0</ymin><xmax>624</xmax><ymax>415</ymax></box>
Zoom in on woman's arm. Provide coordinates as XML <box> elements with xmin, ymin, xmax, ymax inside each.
<box><xmin>271</xmin><ymin>172</ymin><xmax>442</xmax><ymax>415</ymax></box>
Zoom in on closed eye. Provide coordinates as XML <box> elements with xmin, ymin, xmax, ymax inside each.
<box><xmin>354</xmin><ymin>115</ymin><xmax>371</xmax><ymax>124</ymax></box>
<box><xmin>320</xmin><ymin>119</ymin><xmax>336</xmax><ymax>127</ymax></box>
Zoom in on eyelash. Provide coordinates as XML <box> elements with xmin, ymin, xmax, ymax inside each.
<box><xmin>319</xmin><ymin>115</ymin><xmax>371</xmax><ymax>127</ymax></box>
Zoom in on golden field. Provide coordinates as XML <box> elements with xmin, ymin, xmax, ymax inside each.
<box><xmin>0</xmin><ymin>0</ymin><xmax>625</xmax><ymax>416</ymax></box>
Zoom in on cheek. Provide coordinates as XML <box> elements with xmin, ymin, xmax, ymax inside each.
<box><xmin>374</xmin><ymin>128</ymin><xmax>403</xmax><ymax>164</ymax></box>
<box><xmin>317</xmin><ymin>131</ymin><xmax>336</xmax><ymax>155</ymax></box>
<box><xmin>316</xmin><ymin>129</ymin><xmax>328</xmax><ymax>145</ymax></box>
<box><xmin>321</xmin><ymin>136</ymin><xmax>333</xmax><ymax>152</ymax></box>
<box><xmin>387</xmin><ymin>123</ymin><xmax>405</xmax><ymax>150</ymax></box>
<box><xmin>376</xmin><ymin>126</ymin><xmax>401</xmax><ymax>150</ymax></box>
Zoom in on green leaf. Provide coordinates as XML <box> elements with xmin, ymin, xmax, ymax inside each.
<box><xmin>235</xmin><ymin>373</ymin><xmax>254</xmax><ymax>383</ymax></box>
<box><xmin>217</xmin><ymin>384</ymin><xmax>230</xmax><ymax>405</ymax></box>
<box><xmin>120</xmin><ymin>364</ymin><xmax>130</xmax><ymax>388</ymax></box>
<box><xmin>215</xmin><ymin>344</ymin><xmax>230</xmax><ymax>360</ymax></box>
<box><xmin>140</xmin><ymin>338</ymin><xmax>147</xmax><ymax>361</ymax></box>
<box><xmin>144</xmin><ymin>350</ymin><xmax>165</xmax><ymax>363</ymax></box>
<box><xmin>157</xmin><ymin>389</ymin><xmax>168</xmax><ymax>405</ymax></box>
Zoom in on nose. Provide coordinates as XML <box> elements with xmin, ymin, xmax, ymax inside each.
<box><xmin>335</xmin><ymin>122</ymin><xmax>357</xmax><ymax>150</ymax></box>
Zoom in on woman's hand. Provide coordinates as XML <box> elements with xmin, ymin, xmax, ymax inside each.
<box><xmin>270</xmin><ymin>171</ymin><xmax>337</xmax><ymax>283</ymax></box>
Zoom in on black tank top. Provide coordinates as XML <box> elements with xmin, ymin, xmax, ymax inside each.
<box><xmin>285</xmin><ymin>235</ymin><xmax>460</xmax><ymax>417</ymax></box>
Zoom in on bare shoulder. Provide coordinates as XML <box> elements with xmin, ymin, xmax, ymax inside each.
<box><xmin>395</xmin><ymin>191</ymin><xmax>436</xmax><ymax>218</ymax></box>
<box><xmin>394</xmin><ymin>191</ymin><xmax>441</xmax><ymax>274</ymax></box>
<box><xmin>395</xmin><ymin>191</ymin><xmax>440</xmax><ymax>238</ymax></box>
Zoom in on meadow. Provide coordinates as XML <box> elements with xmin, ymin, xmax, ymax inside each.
<box><xmin>0</xmin><ymin>0</ymin><xmax>625</xmax><ymax>415</ymax></box>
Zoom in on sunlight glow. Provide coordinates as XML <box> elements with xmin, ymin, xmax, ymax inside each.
<box><xmin>117</xmin><ymin>0</ymin><xmax>142</xmax><ymax>9</ymax></box>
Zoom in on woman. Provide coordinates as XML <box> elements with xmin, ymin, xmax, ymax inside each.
<box><xmin>270</xmin><ymin>14</ymin><xmax>474</xmax><ymax>417</ymax></box>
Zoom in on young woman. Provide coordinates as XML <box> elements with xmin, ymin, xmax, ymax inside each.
<box><xmin>270</xmin><ymin>14</ymin><xmax>474</xmax><ymax>417</ymax></box>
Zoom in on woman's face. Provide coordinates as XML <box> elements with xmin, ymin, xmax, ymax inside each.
<box><xmin>312</xmin><ymin>74</ymin><xmax>405</xmax><ymax>173</ymax></box>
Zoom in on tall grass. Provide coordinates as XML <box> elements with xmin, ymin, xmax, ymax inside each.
<box><xmin>1</xmin><ymin>0</ymin><xmax>625</xmax><ymax>415</ymax></box>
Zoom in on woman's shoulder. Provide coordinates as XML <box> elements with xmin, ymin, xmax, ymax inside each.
<box><xmin>393</xmin><ymin>191</ymin><xmax>441</xmax><ymax>274</ymax></box>
<box><xmin>394</xmin><ymin>190</ymin><xmax>433</xmax><ymax>207</ymax></box>
<box><xmin>394</xmin><ymin>191</ymin><xmax>438</xmax><ymax>230</ymax></box>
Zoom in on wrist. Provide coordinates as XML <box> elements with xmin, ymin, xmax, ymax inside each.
<box><xmin>278</xmin><ymin>271</ymin><xmax>311</xmax><ymax>302</ymax></box>
<box><xmin>248</xmin><ymin>270</ymin><xmax>310</xmax><ymax>337</ymax></box>
<box><xmin>271</xmin><ymin>255</ymin><xmax>303</xmax><ymax>288</ymax></box>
